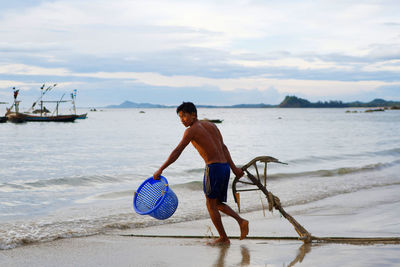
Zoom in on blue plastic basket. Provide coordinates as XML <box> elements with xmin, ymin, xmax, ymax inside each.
<box><xmin>133</xmin><ymin>176</ymin><xmax>178</xmax><ymax>220</ymax></box>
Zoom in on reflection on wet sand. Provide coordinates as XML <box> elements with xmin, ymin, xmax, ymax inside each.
<box><xmin>240</xmin><ymin>245</ymin><xmax>250</xmax><ymax>266</ymax></box>
<box><xmin>212</xmin><ymin>244</ymin><xmax>251</xmax><ymax>267</ymax></box>
<box><xmin>213</xmin><ymin>245</ymin><xmax>229</xmax><ymax>267</ymax></box>
<box><xmin>288</xmin><ymin>243</ymin><xmax>312</xmax><ymax>267</ymax></box>
<box><xmin>212</xmin><ymin>242</ymin><xmax>312</xmax><ymax>267</ymax></box>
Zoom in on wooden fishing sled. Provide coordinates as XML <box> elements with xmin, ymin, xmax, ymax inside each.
<box><xmin>232</xmin><ymin>156</ymin><xmax>400</xmax><ymax>244</ymax></box>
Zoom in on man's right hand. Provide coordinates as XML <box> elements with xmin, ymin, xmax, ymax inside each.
<box><xmin>153</xmin><ymin>169</ymin><xmax>162</xmax><ymax>180</ymax></box>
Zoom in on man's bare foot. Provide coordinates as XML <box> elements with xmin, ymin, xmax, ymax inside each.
<box><xmin>240</xmin><ymin>220</ymin><xmax>249</xmax><ymax>240</ymax></box>
<box><xmin>206</xmin><ymin>237</ymin><xmax>230</xmax><ymax>246</ymax></box>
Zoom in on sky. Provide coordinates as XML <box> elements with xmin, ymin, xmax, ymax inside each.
<box><xmin>0</xmin><ymin>0</ymin><xmax>399</xmax><ymax>107</ymax></box>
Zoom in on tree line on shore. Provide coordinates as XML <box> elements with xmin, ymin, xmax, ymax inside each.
<box><xmin>278</xmin><ymin>96</ymin><xmax>400</xmax><ymax>108</ymax></box>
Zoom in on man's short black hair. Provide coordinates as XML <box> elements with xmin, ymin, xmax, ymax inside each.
<box><xmin>176</xmin><ymin>102</ymin><xmax>197</xmax><ymax>116</ymax></box>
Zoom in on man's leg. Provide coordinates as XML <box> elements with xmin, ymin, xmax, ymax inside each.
<box><xmin>206</xmin><ymin>197</ymin><xmax>230</xmax><ymax>245</ymax></box>
<box><xmin>216</xmin><ymin>202</ymin><xmax>249</xmax><ymax>240</ymax></box>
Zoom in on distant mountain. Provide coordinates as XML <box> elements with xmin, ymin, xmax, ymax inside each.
<box><xmin>229</xmin><ymin>103</ymin><xmax>275</xmax><ymax>108</ymax></box>
<box><xmin>105</xmin><ymin>101</ymin><xmax>274</xmax><ymax>109</ymax></box>
<box><xmin>105</xmin><ymin>97</ymin><xmax>400</xmax><ymax>109</ymax></box>
<box><xmin>199</xmin><ymin>103</ymin><xmax>274</xmax><ymax>108</ymax></box>
<box><xmin>105</xmin><ymin>101</ymin><xmax>169</xmax><ymax>108</ymax></box>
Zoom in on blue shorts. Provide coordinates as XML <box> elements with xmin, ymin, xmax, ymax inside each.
<box><xmin>203</xmin><ymin>163</ymin><xmax>230</xmax><ymax>202</ymax></box>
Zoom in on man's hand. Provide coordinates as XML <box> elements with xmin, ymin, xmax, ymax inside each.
<box><xmin>153</xmin><ymin>169</ymin><xmax>162</xmax><ymax>180</ymax></box>
<box><xmin>233</xmin><ymin>166</ymin><xmax>244</xmax><ymax>178</ymax></box>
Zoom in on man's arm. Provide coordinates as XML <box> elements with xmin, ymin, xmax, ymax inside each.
<box><xmin>222</xmin><ymin>144</ymin><xmax>244</xmax><ymax>178</ymax></box>
<box><xmin>153</xmin><ymin>128</ymin><xmax>193</xmax><ymax>179</ymax></box>
<box><xmin>214</xmin><ymin>126</ymin><xmax>244</xmax><ymax>178</ymax></box>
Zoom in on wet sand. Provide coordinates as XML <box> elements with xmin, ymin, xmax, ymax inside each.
<box><xmin>1</xmin><ymin>185</ymin><xmax>399</xmax><ymax>267</ymax></box>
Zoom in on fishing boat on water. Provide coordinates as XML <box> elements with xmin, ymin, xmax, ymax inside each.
<box><xmin>76</xmin><ymin>113</ymin><xmax>87</xmax><ymax>119</ymax></box>
<box><xmin>6</xmin><ymin>102</ymin><xmax>78</xmax><ymax>122</ymax></box>
<box><xmin>0</xmin><ymin>102</ymin><xmax>7</xmax><ymax>123</ymax></box>
<box><xmin>70</xmin><ymin>89</ymin><xmax>87</xmax><ymax>119</ymax></box>
<box><xmin>5</xmin><ymin>85</ymin><xmax>79</xmax><ymax>123</ymax></box>
<box><xmin>201</xmin><ymin>118</ymin><xmax>224</xmax><ymax>123</ymax></box>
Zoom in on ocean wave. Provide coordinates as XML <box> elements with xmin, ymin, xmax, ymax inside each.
<box><xmin>372</xmin><ymin>147</ymin><xmax>400</xmax><ymax>156</ymax></box>
<box><xmin>185</xmin><ymin>168</ymin><xmax>205</xmax><ymax>174</ymax></box>
<box><xmin>289</xmin><ymin>147</ymin><xmax>400</xmax><ymax>165</ymax></box>
<box><xmin>0</xmin><ymin>210</ymin><xmax>209</xmax><ymax>250</ymax></box>
<box><xmin>2</xmin><ymin>180</ymin><xmax>399</xmax><ymax>250</ymax></box>
<box><xmin>1</xmin><ymin>158</ymin><xmax>398</xmax><ymax>250</ymax></box>
<box><xmin>281</xmin><ymin>181</ymin><xmax>400</xmax><ymax>208</ymax></box>
<box><xmin>0</xmin><ymin>175</ymin><xmax>121</xmax><ymax>192</ymax></box>
<box><xmin>173</xmin><ymin>181</ymin><xmax>203</xmax><ymax>191</ymax></box>
<box><xmin>268</xmin><ymin>160</ymin><xmax>400</xmax><ymax>180</ymax></box>
<box><xmin>92</xmin><ymin>190</ymin><xmax>135</xmax><ymax>200</ymax></box>
<box><xmin>91</xmin><ymin>181</ymin><xmax>203</xmax><ymax>200</ymax></box>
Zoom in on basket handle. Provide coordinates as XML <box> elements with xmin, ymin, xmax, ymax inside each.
<box><xmin>161</xmin><ymin>183</ymin><xmax>169</xmax><ymax>195</ymax></box>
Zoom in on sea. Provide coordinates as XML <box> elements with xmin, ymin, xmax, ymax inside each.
<box><xmin>0</xmin><ymin>107</ymin><xmax>399</xmax><ymax>250</ymax></box>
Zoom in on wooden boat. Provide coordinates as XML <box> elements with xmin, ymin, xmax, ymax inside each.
<box><xmin>76</xmin><ymin>113</ymin><xmax>88</xmax><ymax>119</ymax></box>
<box><xmin>4</xmin><ymin>95</ymin><xmax>26</xmax><ymax>123</ymax></box>
<box><xmin>6</xmin><ymin>85</ymin><xmax>78</xmax><ymax>123</ymax></box>
<box><xmin>201</xmin><ymin>118</ymin><xmax>223</xmax><ymax>123</ymax></box>
<box><xmin>5</xmin><ymin>111</ymin><xmax>25</xmax><ymax>123</ymax></box>
<box><xmin>0</xmin><ymin>102</ymin><xmax>7</xmax><ymax>123</ymax></box>
<box><xmin>24</xmin><ymin>113</ymin><xmax>78</xmax><ymax>122</ymax></box>
<box><xmin>5</xmin><ymin>110</ymin><xmax>78</xmax><ymax>122</ymax></box>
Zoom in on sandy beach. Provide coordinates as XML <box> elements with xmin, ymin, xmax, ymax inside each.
<box><xmin>1</xmin><ymin>184</ymin><xmax>399</xmax><ymax>267</ymax></box>
<box><xmin>3</xmin><ymin>234</ymin><xmax>399</xmax><ymax>267</ymax></box>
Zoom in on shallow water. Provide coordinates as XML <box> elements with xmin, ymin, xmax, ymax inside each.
<box><xmin>0</xmin><ymin>108</ymin><xmax>399</xmax><ymax>249</ymax></box>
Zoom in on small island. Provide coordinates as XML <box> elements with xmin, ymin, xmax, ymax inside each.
<box><xmin>278</xmin><ymin>96</ymin><xmax>400</xmax><ymax>108</ymax></box>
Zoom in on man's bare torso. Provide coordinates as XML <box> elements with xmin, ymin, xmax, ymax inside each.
<box><xmin>187</xmin><ymin>120</ymin><xmax>227</xmax><ymax>165</ymax></box>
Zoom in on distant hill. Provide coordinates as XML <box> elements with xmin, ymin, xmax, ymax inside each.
<box><xmin>279</xmin><ymin>96</ymin><xmax>314</xmax><ymax>108</ymax></box>
<box><xmin>198</xmin><ymin>103</ymin><xmax>274</xmax><ymax>108</ymax></box>
<box><xmin>229</xmin><ymin>103</ymin><xmax>275</xmax><ymax>108</ymax></box>
<box><xmin>105</xmin><ymin>97</ymin><xmax>400</xmax><ymax>109</ymax></box>
<box><xmin>105</xmin><ymin>101</ymin><xmax>169</xmax><ymax>108</ymax></box>
<box><xmin>105</xmin><ymin>101</ymin><xmax>274</xmax><ymax>109</ymax></box>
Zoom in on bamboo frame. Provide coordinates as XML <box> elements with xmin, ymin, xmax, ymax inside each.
<box><xmin>232</xmin><ymin>156</ymin><xmax>400</xmax><ymax>244</ymax></box>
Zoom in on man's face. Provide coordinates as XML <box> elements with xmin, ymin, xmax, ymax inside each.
<box><xmin>178</xmin><ymin>111</ymin><xmax>196</xmax><ymax>127</ymax></box>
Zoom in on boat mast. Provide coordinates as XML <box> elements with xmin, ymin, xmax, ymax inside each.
<box><xmin>12</xmin><ymin>87</ymin><xmax>20</xmax><ymax>113</ymax></box>
<box><xmin>30</xmin><ymin>83</ymin><xmax>57</xmax><ymax>116</ymax></box>
<box><xmin>71</xmin><ymin>89</ymin><xmax>77</xmax><ymax>115</ymax></box>
<box><xmin>40</xmin><ymin>85</ymin><xmax>44</xmax><ymax>116</ymax></box>
<box><xmin>56</xmin><ymin>94</ymin><xmax>66</xmax><ymax>116</ymax></box>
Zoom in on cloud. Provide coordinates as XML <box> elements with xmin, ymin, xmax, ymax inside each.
<box><xmin>2</xmin><ymin>0</ymin><xmax>397</xmax><ymax>55</ymax></box>
<box><xmin>1</xmin><ymin>58</ymin><xmax>400</xmax><ymax>105</ymax></box>
<box><xmin>0</xmin><ymin>64</ymin><xmax>70</xmax><ymax>76</ymax></box>
<box><xmin>0</xmin><ymin>0</ymin><xmax>399</xmax><ymax>105</ymax></box>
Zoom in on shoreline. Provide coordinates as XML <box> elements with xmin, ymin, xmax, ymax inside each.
<box><xmin>2</xmin><ymin>235</ymin><xmax>400</xmax><ymax>267</ymax></box>
<box><xmin>1</xmin><ymin>185</ymin><xmax>399</xmax><ymax>266</ymax></box>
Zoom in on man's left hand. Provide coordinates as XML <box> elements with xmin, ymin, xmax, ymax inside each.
<box><xmin>233</xmin><ymin>167</ymin><xmax>244</xmax><ymax>178</ymax></box>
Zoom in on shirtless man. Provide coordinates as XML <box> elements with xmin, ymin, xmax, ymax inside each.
<box><xmin>153</xmin><ymin>102</ymin><xmax>249</xmax><ymax>246</ymax></box>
